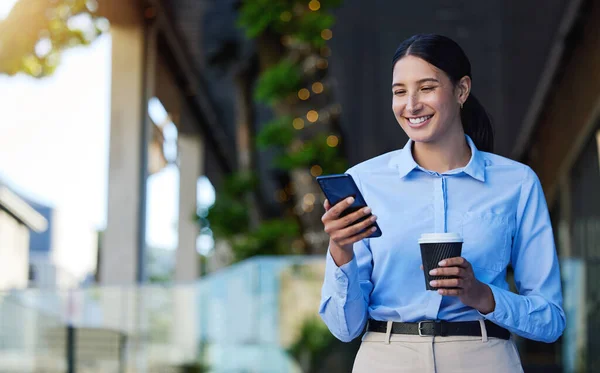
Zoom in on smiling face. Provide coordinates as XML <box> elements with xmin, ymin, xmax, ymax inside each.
<box><xmin>392</xmin><ymin>55</ymin><xmax>467</xmax><ymax>145</ymax></box>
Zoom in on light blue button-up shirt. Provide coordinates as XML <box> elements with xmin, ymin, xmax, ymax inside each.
<box><xmin>319</xmin><ymin>135</ymin><xmax>565</xmax><ymax>343</ymax></box>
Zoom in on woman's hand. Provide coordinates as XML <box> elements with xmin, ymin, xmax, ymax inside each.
<box><xmin>322</xmin><ymin>197</ymin><xmax>378</xmax><ymax>266</ymax></box>
<box><xmin>428</xmin><ymin>257</ymin><xmax>496</xmax><ymax>314</ymax></box>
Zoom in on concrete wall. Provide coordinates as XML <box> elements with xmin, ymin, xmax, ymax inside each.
<box><xmin>0</xmin><ymin>209</ymin><xmax>30</xmax><ymax>290</ymax></box>
<box><xmin>100</xmin><ymin>0</ymin><xmax>147</xmax><ymax>285</ymax></box>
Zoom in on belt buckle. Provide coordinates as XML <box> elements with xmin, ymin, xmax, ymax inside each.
<box><xmin>418</xmin><ymin>321</ymin><xmax>427</xmax><ymax>337</ymax></box>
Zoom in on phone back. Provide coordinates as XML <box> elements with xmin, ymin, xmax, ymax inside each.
<box><xmin>316</xmin><ymin>174</ymin><xmax>382</xmax><ymax>237</ymax></box>
<box><xmin>316</xmin><ymin>174</ymin><xmax>365</xmax><ymax>207</ymax></box>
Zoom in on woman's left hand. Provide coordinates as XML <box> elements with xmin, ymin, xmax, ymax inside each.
<box><xmin>428</xmin><ymin>257</ymin><xmax>496</xmax><ymax>314</ymax></box>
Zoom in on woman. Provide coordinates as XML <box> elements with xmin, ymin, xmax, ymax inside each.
<box><xmin>318</xmin><ymin>34</ymin><xmax>565</xmax><ymax>373</ymax></box>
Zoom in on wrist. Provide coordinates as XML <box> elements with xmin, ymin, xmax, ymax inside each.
<box><xmin>329</xmin><ymin>239</ymin><xmax>354</xmax><ymax>267</ymax></box>
<box><xmin>474</xmin><ymin>283</ymin><xmax>496</xmax><ymax>314</ymax></box>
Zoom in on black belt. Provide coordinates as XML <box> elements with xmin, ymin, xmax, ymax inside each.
<box><xmin>367</xmin><ymin>319</ymin><xmax>510</xmax><ymax>340</ymax></box>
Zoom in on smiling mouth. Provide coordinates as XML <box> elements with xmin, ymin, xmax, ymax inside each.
<box><xmin>405</xmin><ymin>115</ymin><xmax>433</xmax><ymax>127</ymax></box>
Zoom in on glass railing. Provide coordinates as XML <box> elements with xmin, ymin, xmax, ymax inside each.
<box><xmin>0</xmin><ymin>256</ymin><xmax>331</xmax><ymax>373</ymax></box>
<box><xmin>0</xmin><ymin>256</ymin><xmax>590</xmax><ymax>372</ymax></box>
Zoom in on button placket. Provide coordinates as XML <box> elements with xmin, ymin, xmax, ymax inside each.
<box><xmin>433</xmin><ymin>177</ymin><xmax>446</xmax><ymax>233</ymax></box>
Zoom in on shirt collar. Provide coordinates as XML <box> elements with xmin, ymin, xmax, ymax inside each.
<box><xmin>388</xmin><ymin>134</ymin><xmax>486</xmax><ymax>182</ymax></box>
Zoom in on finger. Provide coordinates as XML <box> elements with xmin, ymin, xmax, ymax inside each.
<box><xmin>429</xmin><ymin>278</ymin><xmax>462</xmax><ymax>289</ymax></box>
<box><xmin>324</xmin><ymin>205</ymin><xmax>372</xmax><ymax>232</ymax></box>
<box><xmin>428</xmin><ymin>267</ymin><xmax>464</xmax><ymax>277</ymax></box>
<box><xmin>324</xmin><ymin>199</ymin><xmax>331</xmax><ymax>211</ymax></box>
<box><xmin>438</xmin><ymin>257</ymin><xmax>469</xmax><ymax>268</ymax></box>
<box><xmin>323</xmin><ymin>197</ymin><xmax>355</xmax><ymax>221</ymax></box>
<box><xmin>338</xmin><ymin>225</ymin><xmax>378</xmax><ymax>247</ymax></box>
<box><xmin>437</xmin><ymin>288</ymin><xmax>461</xmax><ymax>296</ymax></box>
<box><xmin>333</xmin><ymin>214</ymin><xmax>378</xmax><ymax>243</ymax></box>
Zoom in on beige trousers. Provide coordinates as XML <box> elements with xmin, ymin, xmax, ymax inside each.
<box><xmin>353</xmin><ymin>321</ymin><xmax>524</xmax><ymax>373</ymax></box>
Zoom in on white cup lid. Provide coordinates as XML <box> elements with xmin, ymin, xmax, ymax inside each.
<box><xmin>418</xmin><ymin>232</ymin><xmax>463</xmax><ymax>244</ymax></box>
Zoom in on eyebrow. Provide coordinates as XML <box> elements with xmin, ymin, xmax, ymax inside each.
<box><xmin>392</xmin><ymin>78</ymin><xmax>440</xmax><ymax>88</ymax></box>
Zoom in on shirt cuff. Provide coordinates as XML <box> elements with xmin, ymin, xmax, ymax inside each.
<box><xmin>477</xmin><ymin>283</ymin><xmax>512</xmax><ymax>324</ymax></box>
<box><xmin>324</xmin><ymin>249</ymin><xmax>360</xmax><ymax>298</ymax></box>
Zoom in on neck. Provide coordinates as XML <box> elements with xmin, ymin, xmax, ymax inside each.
<box><xmin>412</xmin><ymin>128</ymin><xmax>471</xmax><ymax>173</ymax></box>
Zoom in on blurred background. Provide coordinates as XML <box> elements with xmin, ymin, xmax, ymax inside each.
<box><xmin>0</xmin><ymin>0</ymin><xmax>598</xmax><ymax>372</ymax></box>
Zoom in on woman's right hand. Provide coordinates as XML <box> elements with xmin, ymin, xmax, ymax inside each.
<box><xmin>322</xmin><ymin>197</ymin><xmax>378</xmax><ymax>265</ymax></box>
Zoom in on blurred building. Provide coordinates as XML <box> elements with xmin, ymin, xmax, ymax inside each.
<box><xmin>0</xmin><ymin>179</ymin><xmax>47</xmax><ymax>290</ymax></box>
<box><xmin>0</xmin><ymin>177</ymin><xmax>96</xmax><ymax>290</ymax></box>
<box><xmin>25</xmin><ymin>198</ymin><xmax>98</xmax><ymax>289</ymax></box>
<box><xmin>95</xmin><ymin>0</ymin><xmax>236</xmax><ymax>287</ymax></box>
<box><xmin>517</xmin><ymin>1</ymin><xmax>600</xmax><ymax>371</ymax></box>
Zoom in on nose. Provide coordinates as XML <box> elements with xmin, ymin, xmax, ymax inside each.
<box><xmin>405</xmin><ymin>94</ymin><xmax>422</xmax><ymax>114</ymax></box>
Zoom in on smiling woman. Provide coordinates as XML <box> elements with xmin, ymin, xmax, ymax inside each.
<box><xmin>391</xmin><ymin>35</ymin><xmax>493</xmax><ymax>155</ymax></box>
<box><xmin>318</xmin><ymin>34</ymin><xmax>565</xmax><ymax>373</ymax></box>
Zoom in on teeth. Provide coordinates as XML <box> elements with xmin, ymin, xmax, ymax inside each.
<box><xmin>408</xmin><ymin>115</ymin><xmax>431</xmax><ymax>124</ymax></box>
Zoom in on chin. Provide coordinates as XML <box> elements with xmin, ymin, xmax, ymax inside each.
<box><xmin>401</xmin><ymin>126</ymin><xmax>436</xmax><ymax>144</ymax></box>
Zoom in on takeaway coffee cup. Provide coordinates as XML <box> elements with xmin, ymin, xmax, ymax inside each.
<box><xmin>418</xmin><ymin>233</ymin><xmax>463</xmax><ymax>291</ymax></box>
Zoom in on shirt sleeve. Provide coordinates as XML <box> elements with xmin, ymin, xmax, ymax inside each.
<box><xmin>318</xmin><ymin>238</ymin><xmax>374</xmax><ymax>342</ymax></box>
<box><xmin>480</xmin><ymin>166</ymin><xmax>566</xmax><ymax>343</ymax></box>
<box><xmin>318</xmin><ymin>169</ymin><xmax>374</xmax><ymax>342</ymax></box>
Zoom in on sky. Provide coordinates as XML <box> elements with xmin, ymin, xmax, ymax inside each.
<box><xmin>0</xmin><ymin>1</ymin><xmax>215</xmax><ymax>255</ymax></box>
<box><xmin>0</xmin><ymin>29</ymin><xmax>111</xmax><ymax>231</ymax></box>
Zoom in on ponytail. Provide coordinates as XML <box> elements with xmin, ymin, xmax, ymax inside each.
<box><xmin>461</xmin><ymin>94</ymin><xmax>494</xmax><ymax>153</ymax></box>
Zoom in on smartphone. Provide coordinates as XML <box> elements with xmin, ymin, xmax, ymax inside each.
<box><xmin>316</xmin><ymin>173</ymin><xmax>382</xmax><ymax>238</ymax></box>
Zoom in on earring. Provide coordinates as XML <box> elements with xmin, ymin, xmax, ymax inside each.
<box><xmin>460</xmin><ymin>102</ymin><xmax>464</xmax><ymax>109</ymax></box>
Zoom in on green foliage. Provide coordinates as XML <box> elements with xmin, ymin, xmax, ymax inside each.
<box><xmin>0</xmin><ymin>0</ymin><xmax>106</xmax><ymax>77</ymax></box>
<box><xmin>203</xmin><ymin>171</ymin><xmax>302</xmax><ymax>262</ymax></box>
<box><xmin>231</xmin><ymin>218</ymin><xmax>300</xmax><ymax>261</ymax></box>
<box><xmin>204</xmin><ymin>194</ymin><xmax>249</xmax><ymax>238</ymax></box>
<box><xmin>275</xmin><ymin>141</ymin><xmax>319</xmax><ymax>169</ymax></box>
<box><xmin>287</xmin><ymin>316</ymin><xmax>336</xmax><ymax>366</ymax></box>
<box><xmin>202</xmin><ymin>0</ymin><xmax>347</xmax><ymax>261</ymax></box>
<box><xmin>237</xmin><ymin>0</ymin><xmax>290</xmax><ymax>38</ymax></box>
<box><xmin>275</xmin><ymin>134</ymin><xmax>347</xmax><ymax>173</ymax></box>
<box><xmin>176</xmin><ymin>362</ymin><xmax>210</xmax><ymax>373</ymax></box>
<box><xmin>202</xmin><ymin>173</ymin><xmax>257</xmax><ymax>238</ymax></box>
<box><xmin>220</xmin><ymin>172</ymin><xmax>258</xmax><ymax>198</ymax></box>
<box><xmin>238</xmin><ymin>0</ymin><xmax>342</xmax><ymax>45</ymax></box>
<box><xmin>256</xmin><ymin>116</ymin><xmax>296</xmax><ymax>149</ymax></box>
<box><xmin>294</xmin><ymin>12</ymin><xmax>334</xmax><ymax>48</ymax></box>
<box><xmin>254</xmin><ymin>59</ymin><xmax>302</xmax><ymax>104</ymax></box>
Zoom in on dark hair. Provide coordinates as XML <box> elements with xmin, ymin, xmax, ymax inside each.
<box><xmin>392</xmin><ymin>34</ymin><xmax>494</xmax><ymax>153</ymax></box>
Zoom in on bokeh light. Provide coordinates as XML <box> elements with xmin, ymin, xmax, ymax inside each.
<box><xmin>293</xmin><ymin>118</ymin><xmax>305</xmax><ymax>130</ymax></box>
<box><xmin>316</xmin><ymin>59</ymin><xmax>328</xmax><ymax>69</ymax></box>
<box><xmin>307</xmin><ymin>110</ymin><xmax>319</xmax><ymax>123</ymax></box>
<box><xmin>298</xmin><ymin>88</ymin><xmax>310</xmax><ymax>100</ymax></box>
<box><xmin>310</xmin><ymin>165</ymin><xmax>323</xmax><ymax>177</ymax></box>
<box><xmin>312</xmin><ymin>82</ymin><xmax>324</xmax><ymax>94</ymax></box>
<box><xmin>304</xmin><ymin>193</ymin><xmax>316</xmax><ymax>205</ymax></box>
<box><xmin>327</xmin><ymin>135</ymin><xmax>339</xmax><ymax>147</ymax></box>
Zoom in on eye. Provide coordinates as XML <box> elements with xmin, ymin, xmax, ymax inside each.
<box><xmin>393</xmin><ymin>90</ymin><xmax>406</xmax><ymax>96</ymax></box>
<box><xmin>421</xmin><ymin>86</ymin><xmax>435</xmax><ymax>92</ymax></box>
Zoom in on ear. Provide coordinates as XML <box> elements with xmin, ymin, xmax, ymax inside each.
<box><xmin>456</xmin><ymin>76</ymin><xmax>471</xmax><ymax>106</ymax></box>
